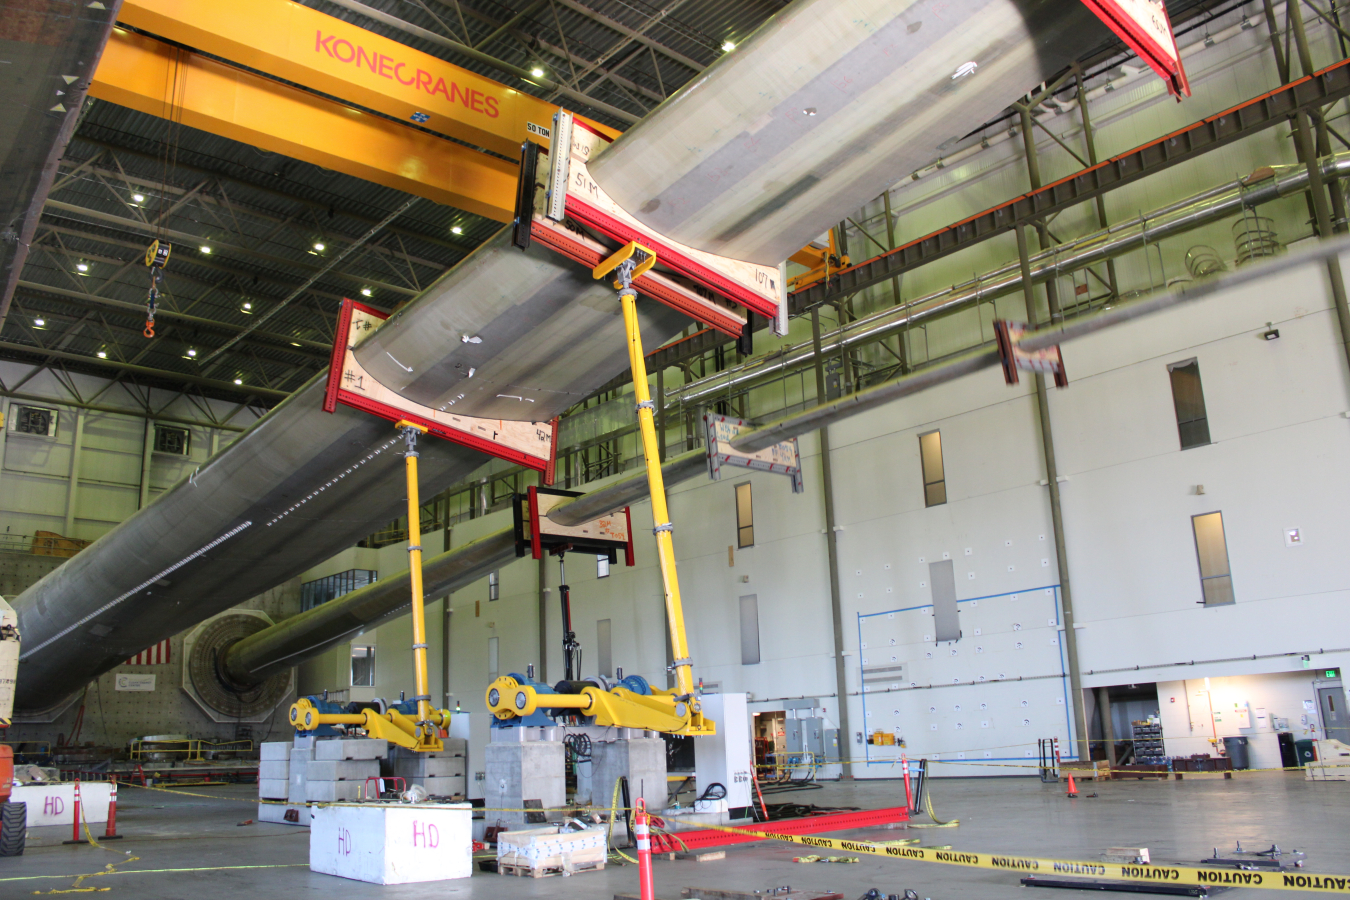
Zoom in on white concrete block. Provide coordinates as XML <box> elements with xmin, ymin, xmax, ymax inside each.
<box><xmin>314</xmin><ymin>738</ymin><xmax>388</xmax><ymax>761</ymax></box>
<box><xmin>259</xmin><ymin>779</ymin><xmax>290</xmax><ymax>800</ymax></box>
<box><xmin>310</xmin><ymin>802</ymin><xmax>472</xmax><ymax>884</ymax></box>
<box><xmin>291</xmin><ymin>746</ymin><xmax>315</xmax><ymax>762</ymax></box>
<box><xmin>11</xmin><ymin>782</ymin><xmax>112</xmax><ymax>828</ymax></box>
<box><xmin>289</xmin><ymin>764</ymin><xmax>309</xmax><ymax>805</ymax></box>
<box><xmin>388</xmin><ymin>756</ymin><xmax>466</xmax><ymax>778</ymax></box>
<box><xmin>259</xmin><ymin>760</ymin><xmax>290</xmax><ymax>781</ymax></box>
<box><xmin>485</xmin><ymin>741</ymin><xmax>565</xmax><ymax>826</ymax></box>
<box><xmin>307</xmin><ymin>759</ymin><xmax>380</xmax><ymax>782</ymax></box>
<box><xmin>261</xmin><ymin>741</ymin><xmax>292</xmax><ymax>761</ymax></box>
<box><xmin>407</xmin><ymin>774</ymin><xmax>466</xmax><ymax>797</ymax></box>
<box><xmin>306</xmin><ymin>780</ymin><xmax>369</xmax><ymax>803</ymax></box>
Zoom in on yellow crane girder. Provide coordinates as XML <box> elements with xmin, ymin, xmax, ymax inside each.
<box><xmin>90</xmin><ymin>29</ymin><xmax>520</xmax><ymax>222</ymax></box>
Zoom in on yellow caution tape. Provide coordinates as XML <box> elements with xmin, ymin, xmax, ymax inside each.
<box><xmin>674</xmin><ymin>821</ymin><xmax>1349</xmax><ymax>893</ymax></box>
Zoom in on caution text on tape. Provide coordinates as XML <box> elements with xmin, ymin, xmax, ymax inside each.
<box><xmin>674</xmin><ymin>822</ymin><xmax>1350</xmax><ymax>893</ymax></box>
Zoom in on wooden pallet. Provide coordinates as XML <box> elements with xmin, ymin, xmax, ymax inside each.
<box><xmin>499</xmin><ymin>859</ymin><xmax>606</xmax><ymax>878</ymax></box>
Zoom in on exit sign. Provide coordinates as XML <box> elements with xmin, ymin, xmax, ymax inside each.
<box><xmin>1327</xmin><ymin>669</ymin><xmax>1340</xmax><ymax>679</ymax></box>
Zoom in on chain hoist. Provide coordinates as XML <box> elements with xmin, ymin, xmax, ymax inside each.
<box><xmin>143</xmin><ymin>239</ymin><xmax>171</xmax><ymax>338</ymax></box>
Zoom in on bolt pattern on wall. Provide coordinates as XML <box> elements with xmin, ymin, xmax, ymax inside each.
<box><xmin>857</xmin><ymin>584</ymin><xmax>1071</xmax><ymax>768</ymax></box>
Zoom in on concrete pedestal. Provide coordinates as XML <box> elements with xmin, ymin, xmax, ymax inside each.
<box><xmin>310</xmin><ymin>802</ymin><xmax>471</xmax><ymax>884</ymax></box>
<box><xmin>484</xmin><ymin>740</ymin><xmax>564</xmax><ymax>826</ymax></box>
<box><xmin>581</xmin><ymin>738</ymin><xmax>667</xmax><ymax>812</ymax></box>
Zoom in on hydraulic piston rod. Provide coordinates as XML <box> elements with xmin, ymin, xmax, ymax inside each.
<box><xmin>598</xmin><ymin>243</ymin><xmax>712</xmax><ymax>733</ymax></box>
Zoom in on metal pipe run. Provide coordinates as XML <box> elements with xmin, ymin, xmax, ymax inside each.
<box><xmin>672</xmin><ymin>154</ymin><xmax>1350</xmax><ymax>406</ymax></box>
<box><xmin>732</xmin><ymin>230</ymin><xmax>1350</xmax><ymax>455</ymax></box>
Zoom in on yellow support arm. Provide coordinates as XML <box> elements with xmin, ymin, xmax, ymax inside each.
<box><xmin>595</xmin><ymin>242</ymin><xmax>713</xmax><ymax>735</ymax></box>
<box><xmin>485</xmin><ymin>676</ymin><xmax>708</xmax><ymax>735</ymax></box>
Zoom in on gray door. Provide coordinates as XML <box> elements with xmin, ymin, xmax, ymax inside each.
<box><xmin>1317</xmin><ymin>687</ymin><xmax>1350</xmax><ymax>743</ymax></box>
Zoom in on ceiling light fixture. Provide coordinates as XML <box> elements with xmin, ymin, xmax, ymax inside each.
<box><xmin>290</xmin><ymin>341</ymin><xmax>302</xmax><ymax>347</ymax></box>
<box><xmin>722</xmin><ymin>40</ymin><xmax>736</xmax><ymax>51</ymax></box>
<box><xmin>242</xmin><ymin>301</ymin><xmax>253</xmax><ymax>311</ymax></box>
<box><xmin>97</xmin><ymin>350</ymin><xmax>107</xmax><ymax>358</ymax></box>
<box><xmin>132</xmin><ymin>193</ymin><xmax>145</xmax><ymax>203</ymax></box>
<box><xmin>360</xmin><ymin>288</ymin><xmax>373</xmax><ymax>297</ymax></box>
<box><xmin>233</xmin><ymin>378</ymin><xmax>243</xmax><ymax>385</ymax></box>
<box><xmin>187</xmin><ymin>348</ymin><xmax>197</xmax><ymax>357</ymax></box>
<box><xmin>530</xmin><ymin>66</ymin><xmax>545</xmax><ymax>78</ymax></box>
<box><xmin>313</xmin><ymin>242</ymin><xmax>325</xmax><ymax>251</ymax></box>
<box><xmin>451</xmin><ymin>226</ymin><xmax>463</xmax><ymax>235</ymax></box>
<box><xmin>76</xmin><ymin>262</ymin><xmax>88</xmax><ymax>272</ymax></box>
<box><xmin>200</xmin><ymin>245</ymin><xmax>212</xmax><ymax>254</ymax></box>
<box><xmin>34</xmin><ymin>318</ymin><xmax>45</xmax><ymax>326</ymax></box>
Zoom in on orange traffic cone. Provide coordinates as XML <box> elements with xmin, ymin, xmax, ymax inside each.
<box><xmin>1065</xmin><ymin>772</ymin><xmax>1079</xmax><ymax>798</ymax></box>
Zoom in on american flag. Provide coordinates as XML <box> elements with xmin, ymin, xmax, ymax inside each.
<box><xmin>126</xmin><ymin>639</ymin><xmax>171</xmax><ymax>666</ymax></box>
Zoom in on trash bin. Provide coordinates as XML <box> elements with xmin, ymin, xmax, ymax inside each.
<box><xmin>1223</xmin><ymin>736</ymin><xmax>1250</xmax><ymax>770</ymax></box>
<box><xmin>1278</xmin><ymin>732</ymin><xmax>1298</xmax><ymax>769</ymax></box>
<box><xmin>1294</xmin><ymin>739</ymin><xmax>1317</xmax><ymax>767</ymax></box>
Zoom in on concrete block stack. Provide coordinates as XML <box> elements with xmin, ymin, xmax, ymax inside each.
<box><xmin>484</xmin><ymin>740</ymin><xmax>564</xmax><ymax>826</ymax></box>
<box><xmin>306</xmin><ymin>738</ymin><xmax>387</xmax><ymax>802</ymax></box>
<box><xmin>383</xmin><ymin>738</ymin><xmax>467</xmax><ymax>797</ymax></box>
<box><xmin>288</xmin><ymin>744</ymin><xmax>314</xmax><ymax>805</ymax></box>
<box><xmin>258</xmin><ymin>742</ymin><xmax>290</xmax><ymax>801</ymax></box>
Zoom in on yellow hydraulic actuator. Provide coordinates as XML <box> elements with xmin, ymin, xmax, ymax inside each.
<box><xmin>487</xmin><ymin>242</ymin><xmax>715</xmax><ymax>736</ymax></box>
<box><xmin>289</xmin><ymin>420</ymin><xmax>449</xmax><ymax>751</ymax></box>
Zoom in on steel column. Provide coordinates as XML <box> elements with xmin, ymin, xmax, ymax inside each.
<box><xmin>1295</xmin><ymin>112</ymin><xmax>1350</xmax><ymax>381</ymax></box>
<box><xmin>138</xmin><ymin>418</ymin><xmax>154</xmax><ymax>510</ymax></box>
<box><xmin>0</xmin><ymin>398</ymin><xmax>8</xmax><ymax>502</ymax></box>
<box><xmin>1076</xmin><ymin>72</ymin><xmax>1120</xmax><ymax>300</ymax></box>
<box><xmin>1288</xmin><ymin>0</ymin><xmax>1350</xmax><ymax>230</ymax></box>
<box><xmin>1097</xmin><ymin>686</ymin><xmax>1117</xmax><ymax>766</ymax></box>
<box><xmin>882</xmin><ymin>189</ymin><xmax>909</xmax><ymax>373</ymax></box>
<box><xmin>1019</xmin><ymin>105</ymin><xmax>1063</xmax><ymax>320</ymax></box>
<box><xmin>63</xmin><ymin>411</ymin><xmax>85</xmax><ymax>537</ymax></box>
<box><xmin>1016</xmin><ymin>225</ymin><xmax>1088</xmax><ymax>759</ymax></box>
<box><xmin>811</xmin><ymin>307</ymin><xmax>852</xmax><ymax>779</ymax></box>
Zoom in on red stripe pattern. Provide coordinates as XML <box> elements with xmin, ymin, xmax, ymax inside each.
<box><xmin>126</xmin><ymin>639</ymin><xmax>171</xmax><ymax>666</ymax></box>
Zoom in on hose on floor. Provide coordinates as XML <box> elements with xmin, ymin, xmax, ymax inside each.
<box><xmin>906</xmin><ymin>785</ymin><xmax>958</xmax><ymax>828</ymax></box>
<box><xmin>607</xmin><ymin>776</ymin><xmax>637</xmax><ymax>863</ymax></box>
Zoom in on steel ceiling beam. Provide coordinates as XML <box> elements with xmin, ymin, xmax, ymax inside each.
<box><xmin>55</xmin><ymin>162</ymin><xmax>451</xmax><ymax>272</ymax></box>
<box><xmin>42</xmin><ymin>199</ymin><xmax>419</xmax><ymax>296</ymax></box>
<box><xmin>0</xmin><ymin>340</ymin><xmax>289</xmax><ymax>399</ymax></box>
<box><xmin>90</xmin><ymin>29</ymin><xmax>520</xmax><ymax>222</ymax></box>
<box><xmin>62</xmin><ymin>141</ymin><xmax>479</xmax><ymax>255</ymax></box>
<box><xmin>12</xmin><ymin>280</ymin><xmax>330</xmax><ymax>353</ymax></box>
<box><xmin>549</xmin><ymin>0</ymin><xmax>705</xmax><ymax>73</ymax></box>
<box><xmin>0</xmin><ymin>388</ymin><xmax>250</xmax><ymax>432</ymax></box>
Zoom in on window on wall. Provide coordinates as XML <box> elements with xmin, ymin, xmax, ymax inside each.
<box><xmin>597</xmin><ymin>619</ymin><xmax>612</xmax><ymax>677</ymax></box>
<box><xmin>1192</xmin><ymin>512</ymin><xmax>1234</xmax><ymax>606</ymax></box>
<box><xmin>739</xmin><ymin>594</ymin><xmax>761</xmax><ymax>665</ymax></box>
<box><xmin>597</xmin><ymin>555</ymin><xmax>611</xmax><ymax>578</ymax></box>
<box><xmin>153</xmin><ymin>425</ymin><xmax>190</xmax><ymax>456</ymax></box>
<box><xmin>351</xmin><ymin>646</ymin><xmax>375</xmax><ymax>686</ymax></box>
<box><xmin>919</xmin><ymin>430</ymin><xmax>946</xmax><ymax>507</ymax></box>
<box><xmin>1168</xmin><ymin>359</ymin><xmax>1211</xmax><ymax>449</ymax></box>
<box><xmin>488</xmin><ymin>570</ymin><xmax>500</xmax><ymax>601</ymax></box>
<box><xmin>301</xmin><ymin>569</ymin><xmax>378</xmax><ymax>611</ymax></box>
<box><xmin>735</xmin><ymin>482</ymin><xmax>754</xmax><ymax>548</ymax></box>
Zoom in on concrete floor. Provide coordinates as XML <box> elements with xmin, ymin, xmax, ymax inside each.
<box><xmin>1</xmin><ymin>773</ymin><xmax>1346</xmax><ymax>898</ymax></box>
